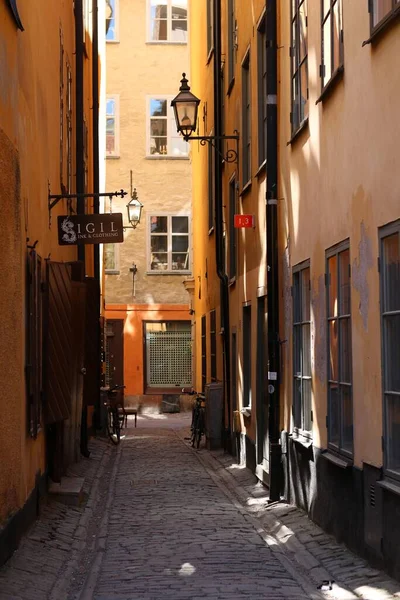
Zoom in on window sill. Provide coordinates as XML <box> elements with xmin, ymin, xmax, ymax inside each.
<box><xmin>228</xmin><ymin>275</ymin><xmax>236</xmax><ymax>288</ymax></box>
<box><xmin>105</xmin><ymin>270</ymin><xmax>120</xmax><ymax>275</ymax></box>
<box><xmin>362</xmin><ymin>6</ymin><xmax>400</xmax><ymax>46</ymax></box>
<box><xmin>106</xmin><ymin>40</ymin><xmax>120</xmax><ymax>44</ymax></box>
<box><xmin>146</xmin><ymin>271</ymin><xmax>192</xmax><ymax>276</ymax></box>
<box><xmin>145</xmin><ymin>155</ymin><xmax>189</xmax><ymax>160</ymax></box>
<box><xmin>146</xmin><ymin>41</ymin><xmax>187</xmax><ymax>45</ymax></box>
<box><xmin>240</xmin><ymin>407</ymin><xmax>251</xmax><ymax>418</ymax></box>
<box><xmin>287</xmin><ymin>117</ymin><xmax>309</xmax><ymax>146</ymax></box>
<box><xmin>316</xmin><ymin>66</ymin><xmax>344</xmax><ymax>105</ymax></box>
<box><xmin>377</xmin><ymin>479</ymin><xmax>400</xmax><ymax>497</ymax></box>
<box><xmin>106</xmin><ymin>155</ymin><xmax>120</xmax><ymax>159</ymax></box>
<box><xmin>255</xmin><ymin>160</ymin><xmax>266</xmax><ymax>178</ymax></box>
<box><xmin>240</xmin><ymin>180</ymin><xmax>252</xmax><ymax>198</ymax></box>
<box><xmin>321</xmin><ymin>450</ymin><xmax>353</xmax><ymax>469</ymax></box>
<box><xmin>227</xmin><ymin>77</ymin><xmax>235</xmax><ymax>97</ymax></box>
<box><xmin>289</xmin><ymin>432</ymin><xmax>313</xmax><ymax>449</ymax></box>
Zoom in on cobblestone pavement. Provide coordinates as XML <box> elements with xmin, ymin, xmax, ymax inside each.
<box><xmin>0</xmin><ymin>413</ymin><xmax>400</xmax><ymax>600</ymax></box>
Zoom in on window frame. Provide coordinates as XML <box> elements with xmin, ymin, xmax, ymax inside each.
<box><xmin>104</xmin><ymin>243</ymin><xmax>120</xmax><ymax>274</ymax></box>
<box><xmin>326</xmin><ymin>240</ymin><xmax>353</xmax><ymax>458</ymax></box>
<box><xmin>207</xmin><ymin>0</ymin><xmax>214</xmax><ymax>59</ymax></box>
<box><xmin>257</xmin><ymin>12</ymin><xmax>267</xmax><ymax>167</ymax></box>
<box><xmin>106</xmin><ymin>0</ymin><xmax>119</xmax><ymax>43</ymax></box>
<box><xmin>210</xmin><ymin>310</ymin><xmax>217</xmax><ymax>382</ymax></box>
<box><xmin>147</xmin><ymin>213</ymin><xmax>191</xmax><ymax>274</ymax></box>
<box><xmin>228</xmin><ymin>175</ymin><xmax>237</xmax><ymax>282</ymax></box>
<box><xmin>227</xmin><ymin>0</ymin><xmax>236</xmax><ymax>90</ymax></box>
<box><xmin>106</xmin><ymin>94</ymin><xmax>120</xmax><ymax>158</ymax></box>
<box><xmin>146</xmin><ymin>95</ymin><xmax>189</xmax><ymax>159</ymax></box>
<box><xmin>147</xmin><ymin>0</ymin><xmax>188</xmax><ymax>44</ymax></box>
<box><xmin>369</xmin><ymin>0</ymin><xmax>400</xmax><ymax>38</ymax></box>
<box><xmin>201</xmin><ymin>315</ymin><xmax>207</xmax><ymax>392</ymax></box>
<box><xmin>241</xmin><ymin>49</ymin><xmax>251</xmax><ymax>188</ymax></box>
<box><xmin>292</xmin><ymin>260</ymin><xmax>312</xmax><ymax>438</ymax></box>
<box><xmin>242</xmin><ymin>304</ymin><xmax>252</xmax><ymax>409</ymax></box>
<box><xmin>379</xmin><ymin>220</ymin><xmax>400</xmax><ymax>481</ymax></box>
<box><xmin>320</xmin><ymin>0</ymin><xmax>344</xmax><ymax>95</ymax></box>
<box><xmin>208</xmin><ymin>130</ymin><xmax>215</xmax><ymax>233</ymax></box>
<box><xmin>290</xmin><ymin>0</ymin><xmax>309</xmax><ymax>136</ymax></box>
<box><xmin>26</xmin><ymin>250</ymin><xmax>43</xmax><ymax>439</ymax></box>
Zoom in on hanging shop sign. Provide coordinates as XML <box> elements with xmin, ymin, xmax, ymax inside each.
<box><xmin>57</xmin><ymin>213</ymin><xmax>124</xmax><ymax>245</ymax></box>
<box><xmin>234</xmin><ymin>214</ymin><xmax>255</xmax><ymax>228</ymax></box>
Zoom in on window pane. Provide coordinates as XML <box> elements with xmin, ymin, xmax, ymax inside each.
<box><xmin>293</xmin><ymin>272</ymin><xmax>300</xmax><ymax>323</ymax></box>
<box><xmin>170</xmin><ymin>132</ymin><xmax>188</xmax><ymax>156</ymax></box>
<box><xmin>302</xmin><ymin>378</ymin><xmax>312</xmax><ymax>432</ymax></box>
<box><xmin>384</xmin><ymin>315</ymin><xmax>400</xmax><ymax>392</ymax></box>
<box><xmin>172</xmin><ymin>252</ymin><xmax>189</xmax><ymax>270</ymax></box>
<box><xmin>301</xmin><ymin>267</ymin><xmax>310</xmax><ymax>320</ymax></box>
<box><xmin>329</xmin><ymin>383</ymin><xmax>340</xmax><ymax>447</ymax></box>
<box><xmin>373</xmin><ymin>0</ymin><xmax>393</xmax><ymax>27</ymax></box>
<box><xmin>333</xmin><ymin>0</ymin><xmax>341</xmax><ymax>72</ymax></box>
<box><xmin>106</xmin><ymin>0</ymin><xmax>117</xmax><ymax>40</ymax></box>
<box><xmin>323</xmin><ymin>15</ymin><xmax>332</xmax><ymax>85</ymax></box>
<box><xmin>151</xmin><ymin>216</ymin><xmax>168</xmax><ymax>233</ymax></box>
<box><xmin>172</xmin><ymin>236</ymin><xmax>188</xmax><ymax>253</ymax></box>
<box><xmin>300</xmin><ymin>60</ymin><xmax>308</xmax><ymax>121</ymax></box>
<box><xmin>302</xmin><ymin>322</ymin><xmax>311</xmax><ymax>377</ymax></box>
<box><xmin>329</xmin><ymin>319</ymin><xmax>338</xmax><ymax>381</ymax></box>
<box><xmin>342</xmin><ymin>385</ymin><xmax>353</xmax><ymax>452</ymax></box>
<box><xmin>150</xmin><ymin>99</ymin><xmax>167</xmax><ymax>117</ymax></box>
<box><xmin>150</xmin><ymin>119</ymin><xmax>167</xmax><ymax>137</ymax></box>
<box><xmin>386</xmin><ymin>394</ymin><xmax>400</xmax><ymax>472</ymax></box>
<box><xmin>151</xmin><ymin>253</ymin><xmax>168</xmax><ymax>270</ymax></box>
<box><xmin>339</xmin><ymin>249</ymin><xmax>350</xmax><ymax>315</ymax></box>
<box><xmin>293</xmin><ymin>377</ymin><xmax>301</xmax><ymax>429</ymax></box>
<box><xmin>340</xmin><ymin>318</ymin><xmax>352</xmax><ymax>384</ymax></box>
<box><xmin>293</xmin><ymin>325</ymin><xmax>301</xmax><ymax>376</ymax></box>
<box><xmin>171</xmin><ymin>16</ymin><xmax>187</xmax><ymax>43</ymax></box>
<box><xmin>151</xmin><ymin>235</ymin><xmax>168</xmax><ymax>252</ymax></box>
<box><xmin>172</xmin><ymin>216</ymin><xmax>188</xmax><ymax>233</ymax></box>
<box><xmin>106</xmin><ymin>99</ymin><xmax>116</xmax><ymax>115</ymax></box>
<box><xmin>328</xmin><ymin>255</ymin><xmax>338</xmax><ymax>317</ymax></box>
<box><xmin>104</xmin><ymin>244</ymin><xmax>116</xmax><ymax>270</ymax></box>
<box><xmin>299</xmin><ymin>2</ymin><xmax>307</xmax><ymax>63</ymax></box>
<box><xmin>382</xmin><ymin>233</ymin><xmax>400</xmax><ymax>312</ymax></box>
<box><xmin>150</xmin><ymin>0</ymin><xmax>167</xmax><ymax>19</ymax></box>
<box><xmin>323</xmin><ymin>0</ymin><xmax>330</xmax><ymax>18</ymax></box>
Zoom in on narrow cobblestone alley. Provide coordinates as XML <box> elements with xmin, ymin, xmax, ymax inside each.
<box><xmin>1</xmin><ymin>415</ymin><xmax>400</xmax><ymax>600</ymax></box>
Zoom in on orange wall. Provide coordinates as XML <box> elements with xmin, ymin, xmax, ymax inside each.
<box><xmin>105</xmin><ymin>304</ymin><xmax>191</xmax><ymax>395</ymax></box>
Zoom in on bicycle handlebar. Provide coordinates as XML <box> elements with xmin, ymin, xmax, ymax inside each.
<box><xmin>108</xmin><ymin>384</ymin><xmax>126</xmax><ymax>393</ymax></box>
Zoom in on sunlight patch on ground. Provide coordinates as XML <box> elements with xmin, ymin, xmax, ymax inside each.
<box><xmin>226</xmin><ymin>463</ymin><xmax>247</xmax><ymax>471</ymax></box>
<box><xmin>354</xmin><ymin>585</ymin><xmax>400</xmax><ymax>599</ymax></box>
<box><xmin>178</xmin><ymin>562</ymin><xmax>196</xmax><ymax>576</ymax></box>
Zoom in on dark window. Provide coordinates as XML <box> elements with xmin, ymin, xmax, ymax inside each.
<box><xmin>208</xmin><ymin>139</ymin><xmax>215</xmax><ymax>231</ymax></box>
<box><xmin>210</xmin><ymin>310</ymin><xmax>217</xmax><ymax>381</ymax></box>
<box><xmin>243</xmin><ymin>305</ymin><xmax>252</xmax><ymax>408</ymax></box>
<box><xmin>227</xmin><ymin>0</ymin><xmax>236</xmax><ymax>87</ymax></box>
<box><xmin>257</xmin><ymin>15</ymin><xmax>267</xmax><ymax>166</ymax></box>
<box><xmin>242</xmin><ymin>52</ymin><xmax>251</xmax><ymax>186</ymax></box>
<box><xmin>201</xmin><ymin>315</ymin><xmax>207</xmax><ymax>392</ymax></box>
<box><xmin>26</xmin><ymin>251</ymin><xmax>43</xmax><ymax>438</ymax></box>
<box><xmin>370</xmin><ymin>0</ymin><xmax>400</xmax><ymax>34</ymax></box>
<box><xmin>379</xmin><ymin>222</ymin><xmax>400</xmax><ymax>477</ymax></box>
<box><xmin>231</xmin><ymin>332</ymin><xmax>237</xmax><ymax>412</ymax></box>
<box><xmin>207</xmin><ymin>0</ymin><xmax>214</xmax><ymax>56</ymax></box>
<box><xmin>229</xmin><ymin>177</ymin><xmax>237</xmax><ymax>280</ymax></box>
<box><xmin>327</xmin><ymin>242</ymin><xmax>353</xmax><ymax>455</ymax></box>
<box><xmin>321</xmin><ymin>0</ymin><xmax>343</xmax><ymax>90</ymax></box>
<box><xmin>293</xmin><ymin>262</ymin><xmax>312</xmax><ymax>434</ymax></box>
<box><xmin>291</xmin><ymin>0</ymin><xmax>308</xmax><ymax>133</ymax></box>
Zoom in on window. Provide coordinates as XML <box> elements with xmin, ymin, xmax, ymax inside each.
<box><xmin>149</xmin><ymin>215</ymin><xmax>190</xmax><ymax>273</ymax></box>
<box><xmin>228</xmin><ymin>176</ymin><xmax>237</xmax><ymax>280</ymax></box>
<box><xmin>243</xmin><ymin>305</ymin><xmax>252</xmax><ymax>408</ymax></box>
<box><xmin>106</xmin><ymin>0</ymin><xmax>119</xmax><ymax>42</ymax></box>
<box><xmin>207</xmin><ymin>0</ymin><xmax>214</xmax><ymax>56</ymax></box>
<box><xmin>321</xmin><ymin>0</ymin><xmax>343</xmax><ymax>91</ymax></box>
<box><xmin>257</xmin><ymin>15</ymin><xmax>267</xmax><ymax>166</ymax></box>
<box><xmin>227</xmin><ymin>0</ymin><xmax>236</xmax><ymax>86</ymax></box>
<box><xmin>201</xmin><ymin>315</ymin><xmax>207</xmax><ymax>392</ymax></box>
<box><xmin>242</xmin><ymin>51</ymin><xmax>251</xmax><ymax>186</ymax></box>
<box><xmin>208</xmin><ymin>136</ymin><xmax>215</xmax><ymax>231</ymax></box>
<box><xmin>145</xmin><ymin>321</ymin><xmax>192</xmax><ymax>388</ymax></box>
<box><xmin>291</xmin><ymin>0</ymin><xmax>308</xmax><ymax>133</ymax></box>
<box><xmin>104</xmin><ymin>244</ymin><xmax>119</xmax><ymax>273</ymax></box>
<box><xmin>106</xmin><ymin>95</ymin><xmax>119</xmax><ymax>157</ymax></box>
<box><xmin>210</xmin><ymin>310</ymin><xmax>217</xmax><ymax>381</ymax></box>
<box><xmin>379</xmin><ymin>223</ymin><xmax>400</xmax><ymax>477</ymax></box>
<box><xmin>66</xmin><ymin>61</ymin><xmax>72</xmax><ymax>192</ymax></box>
<box><xmin>148</xmin><ymin>0</ymin><xmax>188</xmax><ymax>43</ymax></box>
<box><xmin>148</xmin><ymin>97</ymin><xmax>188</xmax><ymax>157</ymax></box>
<box><xmin>26</xmin><ymin>251</ymin><xmax>43</xmax><ymax>438</ymax></box>
<box><xmin>326</xmin><ymin>243</ymin><xmax>353</xmax><ymax>455</ymax></box>
<box><xmin>293</xmin><ymin>262</ymin><xmax>312</xmax><ymax>435</ymax></box>
<box><xmin>370</xmin><ymin>0</ymin><xmax>400</xmax><ymax>34</ymax></box>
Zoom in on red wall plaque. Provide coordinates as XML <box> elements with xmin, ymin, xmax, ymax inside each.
<box><xmin>234</xmin><ymin>214</ymin><xmax>254</xmax><ymax>228</ymax></box>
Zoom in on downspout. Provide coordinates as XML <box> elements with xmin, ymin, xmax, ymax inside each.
<box><xmin>213</xmin><ymin>0</ymin><xmax>231</xmax><ymax>447</ymax></box>
<box><xmin>75</xmin><ymin>0</ymin><xmax>85</xmax><ymax>266</ymax></box>
<box><xmin>266</xmin><ymin>0</ymin><xmax>282</xmax><ymax>501</ymax></box>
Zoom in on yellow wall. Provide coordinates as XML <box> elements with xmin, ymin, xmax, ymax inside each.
<box><xmin>0</xmin><ymin>1</ymin><xmax>94</xmax><ymax>524</ymax></box>
<box><xmin>278</xmin><ymin>1</ymin><xmax>400</xmax><ymax>466</ymax></box>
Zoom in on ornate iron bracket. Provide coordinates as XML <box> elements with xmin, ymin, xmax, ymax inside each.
<box><xmin>183</xmin><ymin>131</ymin><xmax>239</xmax><ymax>164</ymax></box>
<box><xmin>48</xmin><ymin>188</ymin><xmax>127</xmax><ymax>227</ymax></box>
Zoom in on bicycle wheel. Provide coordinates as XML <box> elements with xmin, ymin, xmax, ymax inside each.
<box><xmin>107</xmin><ymin>407</ymin><xmax>120</xmax><ymax>445</ymax></box>
<box><xmin>195</xmin><ymin>411</ymin><xmax>204</xmax><ymax>449</ymax></box>
<box><xmin>191</xmin><ymin>411</ymin><xmax>199</xmax><ymax>447</ymax></box>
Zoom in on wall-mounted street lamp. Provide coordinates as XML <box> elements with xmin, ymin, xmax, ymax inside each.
<box><xmin>171</xmin><ymin>73</ymin><xmax>239</xmax><ymax>164</ymax></box>
<box><xmin>124</xmin><ymin>189</ymin><xmax>143</xmax><ymax>230</ymax></box>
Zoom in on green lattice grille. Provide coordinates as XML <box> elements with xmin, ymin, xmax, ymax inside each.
<box><xmin>147</xmin><ymin>331</ymin><xmax>192</xmax><ymax>386</ymax></box>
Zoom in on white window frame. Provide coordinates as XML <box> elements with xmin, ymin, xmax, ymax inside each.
<box><xmin>106</xmin><ymin>94</ymin><xmax>120</xmax><ymax>158</ymax></box>
<box><xmin>147</xmin><ymin>0</ymin><xmax>188</xmax><ymax>44</ymax></box>
<box><xmin>146</xmin><ymin>95</ymin><xmax>188</xmax><ymax>158</ymax></box>
<box><xmin>147</xmin><ymin>213</ymin><xmax>191</xmax><ymax>274</ymax></box>
<box><xmin>106</xmin><ymin>0</ymin><xmax>119</xmax><ymax>43</ymax></box>
<box><xmin>104</xmin><ymin>243</ymin><xmax>120</xmax><ymax>274</ymax></box>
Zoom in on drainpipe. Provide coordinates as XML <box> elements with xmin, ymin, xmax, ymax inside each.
<box><xmin>75</xmin><ymin>0</ymin><xmax>85</xmax><ymax>266</ymax></box>
<box><xmin>213</xmin><ymin>0</ymin><xmax>231</xmax><ymax>447</ymax></box>
<box><xmin>266</xmin><ymin>0</ymin><xmax>282</xmax><ymax>501</ymax></box>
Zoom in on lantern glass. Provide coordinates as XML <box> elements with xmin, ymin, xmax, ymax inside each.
<box><xmin>127</xmin><ymin>194</ymin><xmax>143</xmax><ymax>228</ymax></box>
<box><xmin>171</xmin><ymin>73</ymin><xmax>200</xmax><ymax>138</ymax></box>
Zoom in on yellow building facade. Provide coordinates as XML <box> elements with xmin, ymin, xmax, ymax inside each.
<box><xmin>0</xmin><ymin>0</ymin><xmax>100</xmax><ymax>565</ymax></box>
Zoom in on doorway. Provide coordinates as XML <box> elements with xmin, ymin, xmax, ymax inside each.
<box><xmin>256</xmin><ymin>295</ymin><xmax>269</xmax><ymax>483</ymax></box>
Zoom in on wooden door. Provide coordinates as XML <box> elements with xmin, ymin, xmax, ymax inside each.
<box><xmin>256</xmin><ymin>296</ymin><xmax>269</xmax><ymax>481</ymax></box>
<box><xmin>106</xmin><ymin>320</ymin><xmax>124</xmax><ymax>399</ymax></box>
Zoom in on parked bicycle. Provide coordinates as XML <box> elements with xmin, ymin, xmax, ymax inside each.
<box><xmin>104</xmin><ymin>384</ymin><xmax>126</xmax><ymax>445</ymax></box>
<box><xmin>189</xmin><ymin>391</ymin><xmax>206</xmax><ymax>449</ymax></box>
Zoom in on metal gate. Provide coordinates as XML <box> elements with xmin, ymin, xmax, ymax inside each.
<box><xmin>146</xmin><ymin>329</ymin><xmax>192</xmax><ymax>387</ymax></box>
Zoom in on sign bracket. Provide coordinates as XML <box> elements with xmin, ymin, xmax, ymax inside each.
<box><xmin>48</xmin><ymin>187</ymin><xmax>128</xmax><ymax>226</ymax></box>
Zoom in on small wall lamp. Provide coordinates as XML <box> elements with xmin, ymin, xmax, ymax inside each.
<box><xmin>125</xmin><ymin>189</ymin><xmax>143</xmax><ymax>230</ymax></box>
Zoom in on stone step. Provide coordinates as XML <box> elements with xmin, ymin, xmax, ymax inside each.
<box><xmin>48</xmin><ymin>477</ymin><xmax>85</xmax><ymax>506</ymax></box>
